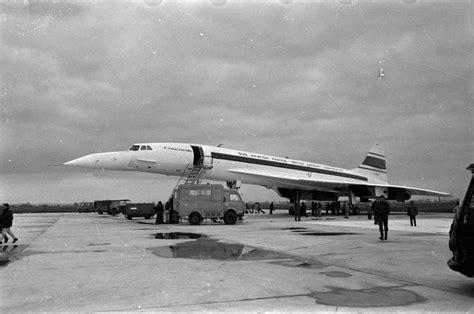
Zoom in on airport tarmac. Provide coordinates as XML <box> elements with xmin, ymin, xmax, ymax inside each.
<box><xmin>0</xmin><ymin>212</ymin><xmax>473</xmax><ymax>312</ymax></box>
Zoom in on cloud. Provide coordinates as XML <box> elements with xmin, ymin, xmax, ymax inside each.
<box><xmin>0</xmin><ymin>1</ymin><xmax>472</xmax><ymax>202</ymax></box>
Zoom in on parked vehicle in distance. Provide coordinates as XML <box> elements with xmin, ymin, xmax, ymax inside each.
<box><xmin>124</xmin><ymin>203</ymin><xmax>155</xmax><ymax>220</ymax></box>
<box><xmin>75</xmin><ymin>202</ymin><xmax>94</xmax><ymax>213</ymax></box>
<box><xmin>448</xmin><ymin>163</ymin><xmax>474</xmax><ymax>277</ymax></box>
<box><xmin>174</xmin><ymin>184</ymin><xmax>244</xmax><ymax>225</ymax></box>
<box><xmin>94</xmin><ymin>199</ymin><xmax>131</xmax><ymax>215</ymax></box>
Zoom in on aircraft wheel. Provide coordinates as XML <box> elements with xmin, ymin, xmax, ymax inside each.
<box><xmin>189</xmin><ymin>212</ymin><xmax>202</xmax><ymax>225</ymax></box>
<box><xmin>224</xmin><ymin>210</ymin><xmax>238</xmax><ymax>225</ymax></box>
<box><xmin>126</xmin><ymin>215</ymin><xmax>132</xmax><ymax>220</ymax></box>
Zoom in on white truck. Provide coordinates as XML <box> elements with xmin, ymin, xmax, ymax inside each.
<box><xmin>173</xmin><ymin>184</ymin><xmax>244</xmax><ymax>225</ymax></box>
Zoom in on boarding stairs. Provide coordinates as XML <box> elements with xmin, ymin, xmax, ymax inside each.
<box><xmin>184</xmin><ymin>165</ymin><xmax>206</xmax><ymax>185</ymax></box>
<box><xmin>168</xmin><ymin>163</ymin><xmax>211</xmax><ymax>200</ymax></box>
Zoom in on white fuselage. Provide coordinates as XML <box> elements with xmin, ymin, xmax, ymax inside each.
<box><xmin>65</xmin><ymin>142</ymin><xmax>368</xmax><ymax>190</ymax></box>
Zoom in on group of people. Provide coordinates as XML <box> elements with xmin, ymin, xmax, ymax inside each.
<box><xmin>294</xmin><ymin>200</ymin><xmax>351</xmax><ymax>221</ymax></box>
<box><xmin>154</xmin><ymin>200</ymin><xmax>177</xmax><ymax>224</ymax></box>
<box><xmin>324</xmin><ymin>201</ymin><xmax>357</xmax><ymax>216</ymax></box>
<box><xmin>0</xmin><ymin>203</ymin><xmax>18</xmax><ymax>244</ymax></box>
<box><xmin>288</xmin><ymin>195</ymin><xmax>421</xmax><ymax>242</ymax></box>
<box><xmin>245</xmin><ymin>202</ymin><xmax>265</xmax><ymax>214</ymax></box>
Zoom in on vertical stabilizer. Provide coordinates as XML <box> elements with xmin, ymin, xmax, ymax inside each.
<box><xmin>354</xmin><ymin>143</ymin><xmax>388</xmax><ymax>183</ymax></box>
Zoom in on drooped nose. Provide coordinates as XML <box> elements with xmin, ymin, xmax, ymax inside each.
<box><xmin>64</xmin><ymin>154</ymin><xmax>99</xmax><ymax>168</ymax></box>
<box><xmin>64</xmin><ymin>152</ymin><xmax>131</xmax><ymax>170</ymax></box>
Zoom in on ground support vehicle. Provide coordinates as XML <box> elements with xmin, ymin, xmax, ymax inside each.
<box><xmin>124</xmin><ymin>203</ymin><xmax>155</xmax><ymax>220</ymax></box>
<box><xmin>94</xmin><ymin>199</ymin><xmax>131</xmax><ymax>215</ymax></box>
<box><xmin>76</xmin><ymin>202</ymin><xmax>94</xmax><ymax>213</ymax></box>
<box><xmin>173</xmin><ymin>184</ymin><xmax>244</xmax><ymax>225</ymax></box>
<box><xmin>448</xmin><ymin>163</ymin><xmax>474</xmax><ymax>277</ymax></box>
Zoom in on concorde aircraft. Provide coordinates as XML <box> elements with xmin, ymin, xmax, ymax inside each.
<box><xmin>64</xmin><ymin>142</ymin><xmax>450</xmax><ymax>204</ymax></box>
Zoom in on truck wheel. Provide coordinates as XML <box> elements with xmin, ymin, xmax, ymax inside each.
<box><xmin>224</xmin><ymin>210</ymin><xmax>238</xmax><ymax>225</ymax></box>
<box><xmin>189</xmin><ymin>212</ymin><xmax>202</xmax><ymax>225</ymax></box>
<box><xmin>145</xmin><ymin>216</ymin><xmax>150</xmax><ymax>219</ymax></box>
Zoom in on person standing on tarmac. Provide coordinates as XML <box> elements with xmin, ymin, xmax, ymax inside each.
<box><xmin>164</xmin><ymin>201</ymin><xmax>170</xmax><ymax>224</ymax></box>
<box><xmin>343</xmin><ymin>201</ymin><xmax>350</xmax><ymax>219</ymax></box>
<box><xmin>406</xmin><ymin>201</ymin><xmax>418</xmax><ymax>226</ymax></box>
<box><xmin>1</xmin><ymin>203</ymin><xmax>18</xmax><ymax>244</ymax></box>
<box><xmin>294</xmin><ymin>203</ymin><xmax>301</xmax><ymax>222</ymax></box>
<box><xmin>155</xmin><ymin>201</ymin><xmax>164</xmax><ymax>224</ymax></box>
<box><xmin>269</xmin><ymin>202</ymin><xmax>274</xmax><ymax>215</ymax></box>
<box><xmin>317</xmin><ymin>202</ymin><xmax>322</xmax><ymax>219</ymax></box>
<box><xmin>301</xmin><ymin>202</ymin><xmax>307</xmax><ymax>217</ymax></box>
<box><xmin>373</xmin><ymin>196</ymin><xmax>390</xmax><ymax>240</ymax></box>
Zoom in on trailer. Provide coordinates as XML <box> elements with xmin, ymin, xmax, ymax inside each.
<box><xmin>124</xmin><ymin>203</ymin><xmax>155</xmax><ymax>220</ymax></box>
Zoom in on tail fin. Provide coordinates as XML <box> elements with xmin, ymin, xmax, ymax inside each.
<box><xmin>353</xmin><ymin>143</ymin><xmax>388</xmax><ymax>183</ymax></box>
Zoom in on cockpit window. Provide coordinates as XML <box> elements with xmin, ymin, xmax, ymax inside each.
<box><xmin>129</xmin><ymin>145</ymin><xmax>140</xmax><ymax>151</ymax></box>
<box><xmin>140</xmin><ymin>145</ymin><xmax>147</xmax><ymax>150</ymax></box>
<box><xmin>147</xmin><ymin>145</ymin><xmax>152</xmax><ymax>150</ymax></box>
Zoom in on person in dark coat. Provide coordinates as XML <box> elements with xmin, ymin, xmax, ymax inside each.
<box><xmin>343</xmin><ymin>201</ymin><xmax>350</xmax><ymax>219</ymax></box>
<box><xmin>154</xmin><ymin>201</ymin><xmax>164</xmax><ymax>224</ymax></box>
<box><xmin>406</xmin><ymin>201</ymin><xmax>418</xmax><ymax>226</ymax></box>
<box><xmin>311</xmin><ymin>201</ymin><xmax>316</xmax><ymax>216</ymax></box>
<box><xmin>373</xmin><ymin>196</ymin><xmax>390</xmax><ymax>240</ymax></box>
<box><xmin>1</xmin><ymin>203</ymin><xmax>18</xmax><ymax>244</ymax></box>
<box><xmin>269</xmin><ymin>202</ymin><xmax>274</xmax><ymax>215</ymax></box>
<box><xmin>301</xmin><ymin>202</ymin><xmax>307</xmax><ymax>217</ymax></box>
<box><xmin>294</xmin><ymin>203</ymin><xmax>301</xmax><ymax>222</ymax></box>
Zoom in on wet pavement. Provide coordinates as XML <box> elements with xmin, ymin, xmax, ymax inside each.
<box><xmin>0</xmin><ymin>212</ymin><xmax>473</xmax><ymax>312</ymax></box>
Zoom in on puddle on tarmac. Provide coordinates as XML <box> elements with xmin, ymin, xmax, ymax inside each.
<box><xmin>87</xmin><ymin>242</ymin><xmax>111</xmax><ymax>246</ymax></box>
<box><xmin>399</xmin><ymin>233</ymin><xmax>436</xmax><ymax>237</ymax></box>
<box><xmin>299</xmin><ymin>232</ymin><xmax>357</xmax><ymax>236</ymax></box>
<box><xmin>150</xmin><ymin>233</ymin><xmax>299</xmax><ymax>261</ymax></box>
<box><xmin>320</xmin><ymin>271</ymin><xmax>352</xmax><ymax>278</ymax></box>
<box><xmin>269</xmin><ymin>260</ymin><xmax>327</xmax><ymax>269</ymax></box>
<box><xmin>310</xmin><ymin>285</ymin><xmax>426</xmax><ymax>307</ymax></box>
<box><xmin>282</xmin><ymin>227</ymin><xmax>308</xmax><ymax>230</ymax></box>
<box><xmin>155</xmin><ymin>232</ymin><xmax>202</xmax><ymax>239</ymax></box>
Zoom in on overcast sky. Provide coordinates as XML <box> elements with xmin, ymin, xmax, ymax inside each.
<box><xmin>0</xmin><ymin>0</ymin><xmax>472</xmax><ymax>204</ymax></box>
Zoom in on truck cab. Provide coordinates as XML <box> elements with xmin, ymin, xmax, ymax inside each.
<box><xmin>173</xmin><ymin>184</ymin><xmax>244</xmax><ymax>225</ymax></box>
<box><xmin>448</xmin><ymin>163</ymin><xmax>474</xmax><ymax>277</ymax></box>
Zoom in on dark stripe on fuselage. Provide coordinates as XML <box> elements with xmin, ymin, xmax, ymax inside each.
<box><xmin>362</xmin><ymin>155</ymin><xmax>386</xmax><ymax>170</ymax></box>
<box><xmin>211</xmin><ymin>152</ymin><xmax>368</xmax><ymax>182</ymax></box>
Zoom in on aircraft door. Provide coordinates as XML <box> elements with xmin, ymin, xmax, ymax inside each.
<box><xmin>191</xmin><ymin>146</ymin><xmax>204</xmax><ymax>166</ymax></box>
<box><xmin>191</xmin><ymin>145</ymin><xmax>213</xmax><ymax>168</ymax></box>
